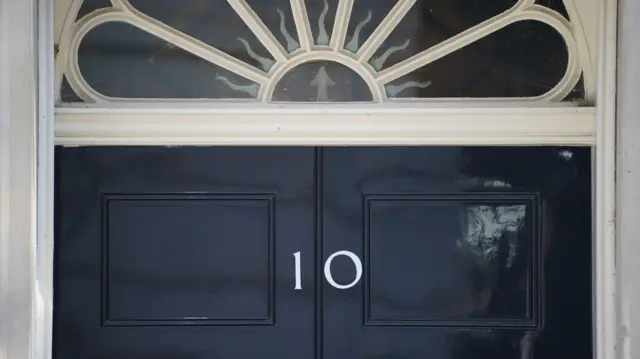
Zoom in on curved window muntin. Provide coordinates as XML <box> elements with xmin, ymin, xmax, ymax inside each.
<box><xmin>54</xmin><ymin>0</ymin><xmax>594</xmax><ymax>105</ymax></box>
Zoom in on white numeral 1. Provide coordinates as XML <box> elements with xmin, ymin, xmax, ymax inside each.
<box><xmin>293</xmin><ymin>251</ymin><xmax>302</xmax><ymax>290</ymax></box>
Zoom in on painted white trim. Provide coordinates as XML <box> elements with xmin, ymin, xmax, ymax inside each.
<box><xmin>35</xmin><ymin>0</ymin><xmax>56</xmax><ymax>358</ymax></box>
<box><xmin>329</xmin><ymin>0</ymin><xmax>354</xmax><ymax>51</ymax></box>
<box><xmin>616</xmin><ymin>0</ymin><xmax>640</xmax><ymax>357</ymax></box>
<box><xmin>0</xmin><ymin>2</ymin><xmax>38</xmax><ymax>359</ymax></box>
<box><xmin>594</xmin><ymin>1</ymin><xmax>618</xmax><ymax>359</ymax></box>
<box><xmin>0</xmin><ymin>2</ymin><xmax>615</xmax><ymax>359</ymax></box>
<box><xmin>54</xmin><ymin>106</ymin><xmax>596</xmax><ymax>146</ymax></box>
<box><xmin>563</xmin><ymin>0</ymin><xmax>598</xmax><ymax>100</ymax></box>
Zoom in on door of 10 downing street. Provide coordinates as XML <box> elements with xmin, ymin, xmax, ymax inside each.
<box><xmin>53</xmin><ymin>146</ymin><xmax>592</xmax><ymax>359</ymax></box>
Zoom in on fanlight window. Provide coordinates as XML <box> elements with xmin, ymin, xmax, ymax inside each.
<box><xmin>56</xmin><ymin>0</ymin><xmax>587</xmax><ymax>104</ymax></box>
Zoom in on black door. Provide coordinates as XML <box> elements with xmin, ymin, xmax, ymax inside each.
<box><xmin>54</xmin><ymin>146</ymin><xmax>592</xmax><ymax>359</ymax></box>
<box><xmin>320</xmin><ymin>147</ymin><xmax>592</xmax><ymax>358</ymax></box>
<box><xmin>54</xmin><ymin>147</ymin><xmax>317</xmax><ymax>358</ymax></box>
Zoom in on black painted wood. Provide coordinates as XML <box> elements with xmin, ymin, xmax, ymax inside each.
<box><xmin>321</xmin><ymin>147</ymin><xmax>592</xmax><ymax>359</ymax></box>
<box><xmin>54</xmin><ymin>146</ymin><xmax>592</xmax><ymax>359</ymax></box>
<box><xmin>54</xmin><ymin>147</ymin><xmax>317</xmax><ymax>358</ymax></box>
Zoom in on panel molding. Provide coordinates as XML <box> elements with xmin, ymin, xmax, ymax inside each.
<box><xmin>55</xmin><ymin>106</ymin><xmax>596</xmax><ymax>146</ymax></box>
<box><xmin>362</xmin><ymin>193</ymin><xmax>541</xmax><ymax>329</ymax></box>
<box><xmin>100</xmin><ymin>193</ymin><xmax>276</xmax><ymax>327</ymax></box>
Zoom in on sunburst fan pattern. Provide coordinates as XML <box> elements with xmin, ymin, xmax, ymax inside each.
<box><xmin>57</xmin><ymin>0</ymin><xmax>584</xmax><ymax>103</ymax></box>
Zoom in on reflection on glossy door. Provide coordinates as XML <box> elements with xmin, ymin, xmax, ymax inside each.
<box><xmin>54</xmin><ymin>146</ymin><xmax>592</xmax><ymax>359</ymax></box>
<box><xmin>321</xmin><ymin>147</ymin><xmax>591</xmax><ymax>358</ymax></box>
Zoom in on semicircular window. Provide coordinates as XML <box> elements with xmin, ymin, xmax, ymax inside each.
<box><xmin>58</xmin><ymin>0</ymin><xmax>586</xmax><ymax>104</ymax></box>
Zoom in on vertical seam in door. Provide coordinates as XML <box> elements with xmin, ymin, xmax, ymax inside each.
<box><xmin>314</xmin><ymin>147</ymin><xmax>323</xmax><ymax>359</ymax></box>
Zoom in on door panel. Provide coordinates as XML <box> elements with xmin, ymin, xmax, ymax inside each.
<box><xmin>54</xmin><ymin>147</ymin><xmax>316</xmax><ymax>359</ymax></box>
<box><xmin>321</xmin><ymin>147</ymin><xmax>592</xmax><ymax>359</ymax></box>
<box><xmin>55</xmin><ymin>146</ymin><xmax>592</xmax><ymax>359</ymax></box>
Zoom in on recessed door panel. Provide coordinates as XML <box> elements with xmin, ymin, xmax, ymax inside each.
<box><xmin>54</xmin><ymin>147</ymin><xmax>316</xmax><ymax>359</ymax></box>
<box><xmin>321</xmin><ymin>147</ymin><xmax>592</xmax><ymax>359</ymax></box>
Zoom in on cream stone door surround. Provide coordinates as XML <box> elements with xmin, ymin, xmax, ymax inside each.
<box><xmin>0</xmin><ymin>0</ymin><xmax>622</xmax><ymax>358</ymax></box>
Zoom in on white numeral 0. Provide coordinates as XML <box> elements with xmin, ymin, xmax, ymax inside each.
<box><xmin>293</xmin><ymin>250</ymin><xmax>363</xmax><ymax>290</ymax></box>
<box><xmin>324</xmin><ymin>250</ymin><xmax>363</xmax><ymax>290</ymax></box>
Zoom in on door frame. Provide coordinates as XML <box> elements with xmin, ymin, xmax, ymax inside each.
<box><xmin>0</xmin><ymin>1</ymin><xmax>620</xmax><ymax>359</ymax></box>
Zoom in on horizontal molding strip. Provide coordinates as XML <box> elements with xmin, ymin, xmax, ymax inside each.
<box><xmin>55</xmin><ymin>106</ymin><xmax>596</xmax><ymax>146</ymax></box>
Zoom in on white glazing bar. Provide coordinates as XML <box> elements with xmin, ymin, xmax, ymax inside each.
<box><xmin>227</xmin><ymin>0</ymin><xmax>289</xmax><ymax>62</ymax></box>
<box><xmin>525</xmin><ymin>6</ymin><xmax>581</xmax><ymax>101</ymax></box>
<box><xmin>357</xmin><ymin>0</ymin><xmax>416</xmax><ymax>62</ymax></box>
<box><xmin>562</xmin><ymin>0</ymin><xmax>597</xmax><ymax>99</ymax></box>
<box><xmin>330</xmin><ymin>0</ymin><xmax>355</xmax><ymax>51</ymax></box>
<box><xmin>65</xmin><ymin>10</ymin><xmax>119</xmax><ymax>102</ymax></box>
<box><xmin>290</xmin><ymin>0</ymin><xmax>313</xmax><ymax>50</ymax></box>
<box><xmin>54</xmin><ymin>0</ymin><xmax>83</xmax><ymax>102</ymax></box>
<box><xmin>117</xmin><ymin>1</ymin><xmax>269</xmax><ymax>84</ymax></box>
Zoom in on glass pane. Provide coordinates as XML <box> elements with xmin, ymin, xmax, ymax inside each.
<box><xmin>369</xmin><ymin>0</ymin><xmax>518</xmax><ymax>69</ymax></box>
<box><xmin>565</xmin><ymin>75</ymin><xmax>585</xmax><ymax>101</ymax></box>
<box><xmin>306</xmin><ymin>0</ymin><xmax>339</xmax><ymax>46</ymax></box>
<box><xmin>60</xmin><ymin>76</ymin><xmax>84</xmax><ymax>103</ymax></box>
<box><xmin>384</xmin><ymin>20</ymin><xmax>568</xmax><ymax>98</ymax></box>
<box><xmin>76</xmin><ymin>0</ymin><xmax>111</xmax><ymax>20</ymax></box>
<box><xmin>538</xmin><ymin>0</ymin><xmax>570</xmax><ymax>19</ymax></box>
<box><xmin>131</xmin><ymin>0</ymin><xmax>275</xmax><ymax>72</ymax></box>
<box><xmin>60</xmin><ymin>0</ymin><xmax>584</xmax><ymax>102</ymax></box>
<box><xmin>272</xmin><ymin>61</ymin><xmax>373</xmax><ymax>102</ymax></box>
<box><xmin>75</xmin><ymin>22</ymin><xmax>259</xmax><ymax>99</ymax></box>
<box><xmin>246</xmin><ymin>0</ymin><xmax>301</xmax><ymax>53</ymax></box>
<box><xmin>345</xmin><ymin>0</ymin><xmax>399</xmax><ymax>54</ymax></box>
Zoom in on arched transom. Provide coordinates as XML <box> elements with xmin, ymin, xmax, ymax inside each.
<box><xmin>55</xmin><ymin>0</ymin><xmax>593</xmax><ymax>104</ymax></box>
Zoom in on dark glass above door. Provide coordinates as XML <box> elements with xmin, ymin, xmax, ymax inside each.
<box><xmin>54</xmin><ymin>146</ymin><xmax>592</xmax><ymax>359</ymax></box>
<box><xmin>60</xmin><ymin>0</ymin><xmax>585</xmax><ymax>103</ymax></box>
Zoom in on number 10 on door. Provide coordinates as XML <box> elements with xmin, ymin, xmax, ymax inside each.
<box><xmin>293</xmin><ymin>251</ymin><xmax>363</xmax><ymax>290</ymax></box>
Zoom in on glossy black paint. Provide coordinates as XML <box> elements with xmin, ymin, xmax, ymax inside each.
<box><xmin>320</xmin><ymin>147</ymin><xmax>591</xmax><ymax>358</ymax></box>
<box><xmin>54</xmin><ymin>146</ymin><xmax>592</xmax><ymax>359</ymax></box>
<box><xmin>54</xmin><ymin>147</ymin><xmax>316</xmax><ymax>358</ymax></box>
